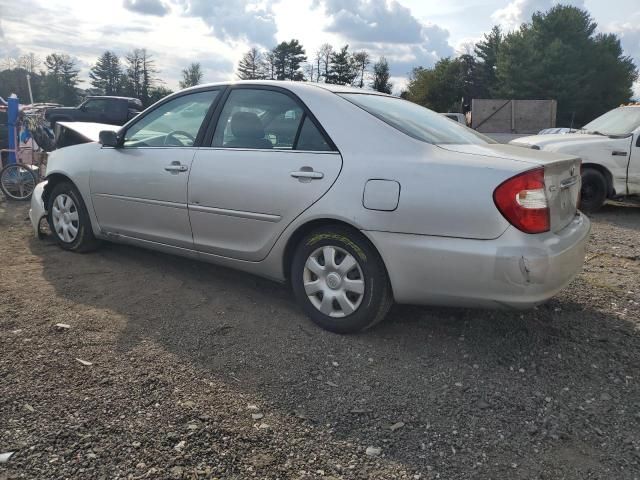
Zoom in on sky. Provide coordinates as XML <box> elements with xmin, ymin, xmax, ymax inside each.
<box><xmin>0</xmin><ymin>0</ymin><xmax>639</xmax><ymax>96</ymax></box>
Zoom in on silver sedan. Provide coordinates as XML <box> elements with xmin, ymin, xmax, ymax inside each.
<box><xmin>30</xmin><ymin>81</ymin><xmax>590</xmax><ymax>333</ymax></box>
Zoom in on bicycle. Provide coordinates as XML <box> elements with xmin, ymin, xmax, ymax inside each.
<box><xmin>0</xmin><ymin>107</ymin><xmax>53</xmax><ymax>201</ymax></box>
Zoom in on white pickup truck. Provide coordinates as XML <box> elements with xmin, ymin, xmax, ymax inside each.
<box><xmin>510</xmin><ymin>105</ymin><xmax>640</xmax><ymax>211</ymax></box>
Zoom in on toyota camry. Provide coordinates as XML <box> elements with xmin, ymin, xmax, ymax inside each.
<box><xmin>30</xmin><ymin>81</ymin><xmax>590</xmax><ymax>333</ymax></box>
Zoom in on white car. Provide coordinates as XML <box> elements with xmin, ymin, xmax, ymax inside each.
<box><xmin>29</xmin><ymin>81</ymin><xmax>589</xmax><ymax>333</ymax></box>
<box><xmin>511</xmin><ymin>105</ymin><xmax>640</xmax><ymax>211</ymax></box>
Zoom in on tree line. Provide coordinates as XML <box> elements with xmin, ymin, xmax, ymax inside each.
<box><xmin>0</xmin><ymin>50</ymin><xmax>203</xmax><ymax>107</ymax></box>
<box><xmin>1</xmin><ymin>4</ymin><xmax>636</xmax><ymax>125</ymax></box>
<box><xmin>403</xmin><ymin>5</ymin><xmax>638</xmax><ymax>126</ymax></box>
<box><xmin>237</xmin><ymin>41</ymin><xmax>393</xmax><ymax>93</ymax></box>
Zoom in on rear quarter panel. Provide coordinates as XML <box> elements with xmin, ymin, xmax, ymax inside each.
<box><xmin>295</xmin><ymin>86</ymin><xmax>525</xmax><ymax>240</ymax></box>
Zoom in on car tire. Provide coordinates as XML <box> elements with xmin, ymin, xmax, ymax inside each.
<box><xmin>580</xmin><ymin>168</ymin><xmax>607</xmax><ymax>213</ymax></box>
<box><xmin>47</xmin><ymin>182</ymin><xmax>100</xmax><ymax>252</ymax></box>
<box><xmin>291</xmin><ymin>226</ymin><xmax>393</xmax><ymax>333</ymax></box>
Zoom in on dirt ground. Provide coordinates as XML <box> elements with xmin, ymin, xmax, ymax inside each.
<box><xmin>1</xmin><ymin>198</ymin><xmax>639</xmax><ymax>480</ymax></box>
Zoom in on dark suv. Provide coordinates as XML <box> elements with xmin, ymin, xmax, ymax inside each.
<box><xmin>45</xmin><ymin>96</ymin><xmax>143</xmax><ymax>127</ymax></box>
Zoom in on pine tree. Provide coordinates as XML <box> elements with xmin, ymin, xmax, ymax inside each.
<box><xmin>125</xmin><ymin>49</ymin><xmax>157</xmax><ymax>106</ymax></box>
<box><xmin>326</xmin><ymin>45</ymin><xmax>357</xmax><ymax>85</ymax></box>
<box><xmin>474</xmin><ymin>26</ymin><xmax>502</xmax><ymax>97</ymax></box>
<box><xmin>371</xmin><ymin>57</ymin><xmax>392</xmax><ymax>94</ymax></box>
<box><xmin>237</xmin><ymin>48</ymin><xmax>264</xmax><ymax>80</ymax></box>
<box><xmin>44</xmin><ymin>53</ymin><xmax>79</xmax><ymax>105</ymax></box>
<box><xmin>272</xmin><ymin>40</ymin><xmax>306</xmax><ymax>81</ymax></box>
<box><xmin>90</xmin><ymin>51</ymin><xmax>123</xmax><ymax>95</ymax></box>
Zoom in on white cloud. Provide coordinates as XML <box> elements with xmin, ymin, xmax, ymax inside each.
<box><xmin>175</xmin><ymin>0</ymin><xmax>278</xmax><ymax>47</ymax></box>
<box><xmin>123</xmin><ymin>0</ymin><xmax>170</xmax><ymax>16</ymax></box>
<box><xmin>491</xmin><ymin>0</ymin><xmax>585</xmax><ymax>30</ymax></box>
<box><xmin>311</xmin><ymin>0</ymin><xmax>454</xmax><ymax>76</ymax></box>
<box><xmin>605</xmin><ymin>15</ymin><xmax>640</xmax><ymax>98</ymax></box>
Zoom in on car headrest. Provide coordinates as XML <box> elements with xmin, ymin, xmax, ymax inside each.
<box><xmin>230</xmin><ymin>111</ymin><xmax>265</xmax><ymax>139</ymax></box>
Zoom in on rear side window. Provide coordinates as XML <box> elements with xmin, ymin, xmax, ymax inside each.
<box><xmin>296</xmin><ymin>116</ymin><xmax>332</xmax><ymax>151</ymax></box>
<box><xmin>340</xmin><ymin>93</ymin><xmax>495</xmax><ymax>145</ymax></box>
<box><xmin>212</xmin><ymin>88</ymin><xmax>334</xmax><ymax>151</ymax></box>
<box><xmin>213</xmin><ymin>89</ymin><xmax>302</xmax><ymax>150</ymax></box>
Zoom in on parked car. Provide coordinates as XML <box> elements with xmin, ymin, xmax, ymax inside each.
<box><xmin>512</xmin><ymin>104</ymin><xmax>640</xmax><ymax>211</ymax></box>
<box><xmin>45</xmin><ymin>96</ymin><xmax>143</xmax><ymax>128</ymax></box>
<box><xmin>29</xmin><ymin>81</ymin><xmax>590</xmax><ymax>333</ymax></box>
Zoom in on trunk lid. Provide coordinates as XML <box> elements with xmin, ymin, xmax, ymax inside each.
<box><xmin>439</xmin><ymin>143</ymin><xmax>581</xmax><ymax>233</ymax></box>
<box><xmin>544</xmin><ymin>157</ymin><xmax>581</xmax><ymax>233</ymax></box>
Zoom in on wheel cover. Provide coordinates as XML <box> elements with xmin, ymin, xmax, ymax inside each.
<box><xmin>303</xmin><ymin>246</ymin><xmax>365</xmax><ymax>318</ymax></box>
<box><xmin>51</xmin><ymin>194</ymin><xmax>79</xmax><ymax>243</ymax></box>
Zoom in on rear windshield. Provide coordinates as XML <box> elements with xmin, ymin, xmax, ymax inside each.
<box><xmin>340</xmin><ymin>93</ymin><xmax>494</xmax><ymax>145</ymax></box>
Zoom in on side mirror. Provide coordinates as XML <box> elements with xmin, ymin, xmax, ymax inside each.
<box><xmin>99</xmin><ymin>130</ymin><xmax>120</xmax><ymax>148</ymax></box>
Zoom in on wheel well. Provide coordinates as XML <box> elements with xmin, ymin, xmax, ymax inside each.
<box><xmin>282</xmin><ymin>218</ymin><xmax>388</xmax><ymax>282</ymax></box>
<box><xmin>42</xmin><ymin>173</ymin><xmax>74</xmax><ymax>208</ymax></box>
<box><xmin>583</xmin><ymin>163</ymin><xmax>615</xmax><ymax>197</ymax></box>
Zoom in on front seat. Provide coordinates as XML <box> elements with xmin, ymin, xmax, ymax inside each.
<box><xmin>224</xmin><ymin>111</ymin><xmax>273</xmax><ymax>149</ymax></box>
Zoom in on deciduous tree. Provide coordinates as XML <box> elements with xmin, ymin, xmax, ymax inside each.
<box><xmin>180</xmin><ymin>62</ymin><xmax>203</xmax><ymax>88</ymax></box>
<box><xmin>371</xmin><ymin>57</ymin><xmax>392</xmax><ymax>94</ymax></box>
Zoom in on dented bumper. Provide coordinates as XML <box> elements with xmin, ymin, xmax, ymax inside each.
<box><xmin>365</xmin><ymin>212</ymin><xmax>591</xmax><ymax>308</ymax></box>
<box><xmin>28</xmin><ymin>181</ymin><xmax>48</xmax><ymax>238</ymax></box>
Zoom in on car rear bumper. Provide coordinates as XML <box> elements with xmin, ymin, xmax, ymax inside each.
<box><xmin>29</xmin><ymin>181</ymin><xmax>48</xmax><ymax>237</ymax></box>
<box><xmin>365</xmin><ymin>212</ymin><xmax>591</xmax><ymax>308</ymax></box>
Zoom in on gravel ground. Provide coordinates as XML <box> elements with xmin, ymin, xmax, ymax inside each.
<box><xmin>1</xmin><ymin>198</ymin><xmax>639</xmax><ymax>480</ymax></box>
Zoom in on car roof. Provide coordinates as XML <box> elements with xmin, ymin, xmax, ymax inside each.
<box><xmin>179</xmin><ymin>80</ymin><xmax>391</xmax><ymax>97</ymax></box>
<box><xmin>87</xmin><ymin>96</ymin><xmax>140</xmax><ymax>101</ymax></box>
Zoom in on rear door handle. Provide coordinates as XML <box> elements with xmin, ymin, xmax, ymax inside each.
<box><xmin>290</xmin><ymin>170</ymin><xmax>324</xmax><ymax>180</ymax></box>
<box><xmin>165</xmin><ymin>162</ymin><xmax>188</xmax><ymax>173</ymax></box>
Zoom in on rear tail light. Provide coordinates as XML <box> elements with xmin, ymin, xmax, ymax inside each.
<box><xmin>493</xmin><ymin>168</ymin><xmax>550</xmax><ymax>234</ymax></box>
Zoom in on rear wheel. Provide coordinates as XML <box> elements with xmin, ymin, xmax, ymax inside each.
<box><xmin>291</xmin><ymin>226</ymin><xmax>393</xmax><ymax>333</ymax></box>
<box><xmin>47</xmin><ymin>182</ymin><xmax>100</xmax><ymax>252</ymax></box>
<box><xmin>580</xmin><ymin>168</ymin><xmax>607</xmax><ymax>213</ymax></box>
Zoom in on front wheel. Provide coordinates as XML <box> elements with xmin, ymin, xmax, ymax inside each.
<box><xmin>47</xmin><ymin>182</ymin><xmax>100</xmax><ymax>252</ymax></box>
<box><xmin>291</xmin><ymin>226</ymin><xmax>393</xmax><ymax>333</ymax></box>
<box><xmin>0</xmin><ymin>163</ymin><xmax>37</xmax><ymax>200</ymax></box>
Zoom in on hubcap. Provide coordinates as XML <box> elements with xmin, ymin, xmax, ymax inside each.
<box><xmin>303</xmin><ymin>246</ymin><xmax>365</xmax><ymax>318</ymax></box>
<box><xmin>51</xmin><ymin>194</ymin><xmax>79</xmax><ymax>243</ymax></box>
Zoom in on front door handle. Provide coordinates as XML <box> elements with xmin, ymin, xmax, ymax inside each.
<box><xmin>290</xmin><ymin>169</ymin><xmax>324</xmax><ymax>180</ymax></box>
<box><xmin>165</xmin><ymin>162</ymin><xmax>188</xmax><ymax>173</ymax></box>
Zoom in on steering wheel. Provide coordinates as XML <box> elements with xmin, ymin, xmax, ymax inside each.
<box><xmin>164</xmin><ymin>130</ymin><xmax>196</xmax><ymax>146</ymax></box>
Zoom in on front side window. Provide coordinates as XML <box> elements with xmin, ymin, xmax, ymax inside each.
<box><xmin>340</xmin><ymin>93</ymin><xmax>495</xmax><ymax>145</ymax></box>
<box><xmin>213</xmin><ymin>89</ymin><xmax>328</xmax><ymax>150</ymax></box>
<box><xmin>124</xmin><ymin>90</ymin><xmax>219</xmax><ymax>147</ymax></box>
<box><xmin>83</xmin><ymin>99</ymin><xmax>109</xmax><ymax>112</ymax></box>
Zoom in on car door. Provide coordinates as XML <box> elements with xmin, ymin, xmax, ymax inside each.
<box><xmin>80</xmin><ymin>98</ymin><xmax>109</xmax><ymax>123</ymax></box>
<box><xmin>90</xmin><ymin>89</ymin><xmax>221</xmax><ymax>249</ymax></box>
<box><xmin>189</xmin><ymin>86</ymin><xmax>342</xmax><ymax>261</ymax></box>
<box><xmin>629</xmin><ymin>129</ymin><xmax>640</xmax><ymax>194</ymax></box>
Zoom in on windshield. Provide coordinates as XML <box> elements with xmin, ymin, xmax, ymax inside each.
<box><xmin>582</xmin><ymin>107</ymin><xmax>640</xmax><ymax>135</ymax></box>
<box><xmin>339</xmin><ymin>93</ymin><xmax>495</xmax><ymax>145</ymax></box>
